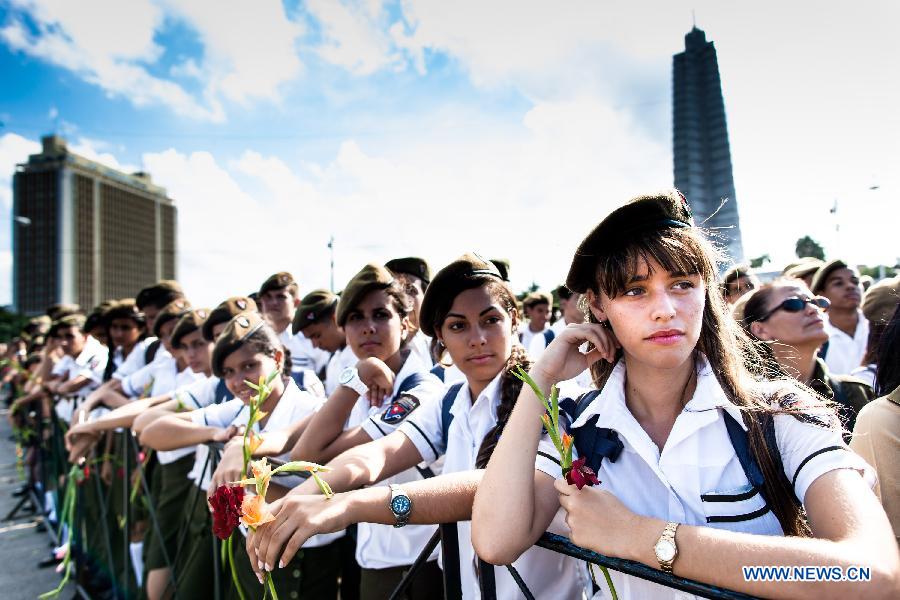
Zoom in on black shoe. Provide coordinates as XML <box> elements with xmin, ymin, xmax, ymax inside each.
<box><xmin>37</xmin><ymin>553</ymin><xmax>60</xmax><ymax>569</ymax></box>
<box><xmin>12</xmin><ymin>485</ymin><xmax>30</xmax><ymax>497</ymax></box>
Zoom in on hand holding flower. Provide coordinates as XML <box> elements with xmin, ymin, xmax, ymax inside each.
<box><xmin>554</xmin><ymin>478</ymin><xmax>655</xmax><ymax>564</ymax></box>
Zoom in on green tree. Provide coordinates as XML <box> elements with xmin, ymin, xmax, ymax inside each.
<box><xmin>749</xmin><ymin>254</ymin><xmax>771</xmax><ymax>269</ymax></box>
<box><xmin>795</xmin><ymin>236</ymin><xmax>826</xmax><ymax>261</ymax></box>
<box><xmin>859</xmin><ymin>265</ymin><xmax>897</xmax><ymax>280</ymax></box>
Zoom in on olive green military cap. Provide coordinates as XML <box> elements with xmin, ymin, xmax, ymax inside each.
<box><xmin>171</xmin><ymin>308</ymin><xmax>210</xmax><ymax>349</ymax></box>
<box><xmin>211</xmin><ymin>311</ymin><xmax>266</xmax><ymax>378</ymax></box>
<box><xmin>566</xmin><ymin>190</ymin><xmax>694</xmax><ymax>293</ymax></box>
<box><xmin>385</xmin><ymin>257</ymin><xmax>431</xmax><ymax>285</ymax></box>
<box><xmin>136</xmin><ymin>280</ymin><xmax>184</xmax><ymax>310</ymax></box>
<box><xmin>202</xmin><ymin>296</ymin><xmax>258</xmax><ymax>342</ymax></box>
<box><xmin>54</xmin><ymin>313</ymin><xmax>86</xmax><ymax>331</ymax></box>
<box><xmin>47</xmin><ymin>303</ymin><xmax>83</xmax><ymax>321</ymax></box>
<box><xmin>784</xmin><ymin>257</ymin><xmax>824</xmax><ymax>280</ymax></box>
<box><xmin>152</xmin><ymin>299</ymin><xmax>192</xmax><ymax>338</ymax></box>
<box><xmin>810</xmin><ymin>259</ymin><xmax>850</xmax><ymax>295</ymax></box>
<box><xmin>103</xmin><ymin>299</ymin><xmax>145</xmax><ymax>326</ymax></box>
<box><xmin>336</xmin><ymin>263</ymin><xmax>395</xmax><ymax>327</ymax></box>
<box><xmin>862</xmin><ymin>276</ymin><xmax>900</xmax><ymax>325</ymax></box>
<box><xmin>419</xmin><ymin>253</ymin><xmax>504</xmax><ymax>338</ymax></box>
<box><xmin>489</xmin><ymin>258</ymin><xmax>511</xmax><ymax>282</ymax></box>
<box><xmin>292</xmin><ymin>289</ymin><xmax>338</xmax><ymax>334</ymax></box>
<box><xmin>259</xmin><ymin>272</ymin><xmax>296</xmax><ymax>296</ymax></box>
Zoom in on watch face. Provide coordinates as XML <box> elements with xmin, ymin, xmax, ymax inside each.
<box><xmin>655</xmin><ymin>540</ymin><xmax>676</xmax><ymax>562</ymax></box>
<box><xmin>390</xmin><ymin>495</ymin><xmax>412</xmax><ymax>517</ymax></box>
<box><xmin>339</xmin><ymin>368</ymin><xmax>354</xmax><ymax>384</ymax></box>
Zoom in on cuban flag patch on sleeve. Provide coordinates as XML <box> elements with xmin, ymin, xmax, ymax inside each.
<box><xmin>381</xmin><ymin>395</ymin><xmax>420</xmax><ymax>424</ymax></box>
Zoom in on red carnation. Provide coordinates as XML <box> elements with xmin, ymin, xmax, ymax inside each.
<box><xmin>564</xmin><ymin>457</ymin><xmax>600</xmax><ymax>490</ymax></box>
<box><xmin>208</xmin><ymin>484</ymin><xmax>245</xmax><ymax>540</ymax></box>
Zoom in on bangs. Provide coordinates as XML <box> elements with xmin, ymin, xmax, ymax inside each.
<box><xmin>593</xmin><ymin>227</ymin><xmax>718</xmax><ymax>298</ymax></box>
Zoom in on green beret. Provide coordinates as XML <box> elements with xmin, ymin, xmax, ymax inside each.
<box><xmin>419</xmin><ymin>253</ymin><xmax>504</xmax><ymax>338</ymax></box>
<box><xmin>784</xmin><ymin>257</ymin><xmax>824</xmax><ymax>280</ymax></box>
<box><xmin>385</xmin><ymin>257</ymin><xmax>431</xmax><ymax>285</ymax></box>
<box><xmin>336</xmin><ymin>263</ymin><xmax>395</xmax><ymax>327</ymax></box>
<box><xmin>136</xmin><ymin>280</ymin><xmax>184</xmax><ymax>310</ymax></box>
<box><xmin>522</xmin><ymin>291</ymin><xmax>553</xmax><ymax>309</ymax></box>
<box><xmin>54</xmin><ymin>313</ymin><xmax>86</xmax><ymax>331</ymax></box>
<box><xmin>566</xmin><ymin>190</ymin><xmax>694</xmax><ymax>293</ymax></box>
<box><xmin>211</xmin><ymin>311</ymin><xmax>266</xmax><ymax>378</ymax></box>
<box><xmin>103</xmin><ymin>299</ymin><xmax>145</xmax><ymax>326</ymax></box>
<box><xmin>26</xmin><ymin>315</ymin><xmax>52</xmax><ymax>335</ymax></box>
<box><xmin>810</xmin><ymin>259</ymin><xmax>849</xmax><ymax>295</ymax></box>
<box><xmin>152</xmin><ymin>299</ymin><xmax>192</xmax><ymax>338</ymax></box>
<box><xmin>862</xmin><ymin>276</ymin><xmax>900</xmax><ymax>325</ymax></box>
<box><xmin>203</xmin><ymin>296</ymin><xmax>258</xmax><ymax>342</ymax></box>
<box><xmin>489</xmin><ymin>258</ymin><xmax>510</xmax><ymax>282</ymax></box>
<box><xmin>259</xmin><ymin>271</ymin><xmax>296</xmax><ymax>296</ymax></box>
<box><xmin>47</xmin><ymin>303</ymin><xmax>83</xmax><ymax>321</ymax></box>
<box><xmin>555</xmin><ymin>285</ymin><xmax>574</xmax><ymax>300</ymax></box>
<box><xmin>292</xmin><ymin>289</ymin><xmax>338</xmax><ymax>334</ymax></box>
<box><xmin>171</xmin><ymin>308</ymin><xmax>210</xmax><ymax>349</ymax></box>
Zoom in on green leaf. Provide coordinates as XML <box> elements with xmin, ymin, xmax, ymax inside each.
<box><xmin>270</xmin><ymin>461</ymin><xmax>330</xmax><ymax>476</ymax></box>
<box><xmin>244</xmin><ymin>380</ymin><xmax>261</xmax><ymax>392</ymax></box>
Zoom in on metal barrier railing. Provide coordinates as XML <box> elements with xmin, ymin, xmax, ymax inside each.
<box><xmin>11</xmin><ymin>401</ymin><xmax>762</xmax><ymax>600</ymax></box>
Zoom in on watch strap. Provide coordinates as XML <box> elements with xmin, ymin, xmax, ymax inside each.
<box><xmin>656</xmin><ymin>521</ymin><xmax>679</xmax><ymax>573</ymax></box>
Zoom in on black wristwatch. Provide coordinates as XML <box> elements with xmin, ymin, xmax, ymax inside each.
<box><xmin>389</xmin><ymin>484</ymin><xmax>412</xmax><ymax>528</ymax></box>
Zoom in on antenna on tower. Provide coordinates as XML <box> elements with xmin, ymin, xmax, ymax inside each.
<box><xmin>692</xmin><ymin>9</ymin><xmax>697</xmax><ymax>28</ymax></box>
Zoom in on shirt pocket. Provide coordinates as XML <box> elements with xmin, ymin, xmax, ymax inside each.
<box><xmin>700</xmin><ymin>483</ymin><xmax>777</xmax><ymax>534</ymax></box>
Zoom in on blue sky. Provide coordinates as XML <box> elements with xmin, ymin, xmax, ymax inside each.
<box><xmin>1</xmin><ymin>0</ymin><xmax>898</xmax><ymax>307</ymax></box>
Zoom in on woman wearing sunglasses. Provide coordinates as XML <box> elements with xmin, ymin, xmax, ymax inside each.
<box><xmin>742</xmin><ymin>279</ymin><xmax>873</xmax><ymax>437</ymax></box>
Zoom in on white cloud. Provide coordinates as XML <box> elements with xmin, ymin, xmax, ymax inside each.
<box><xmin>161</xmin><ymin>0</ymin><xmax>305</xmax><ymax>105</ymax></box>
<box><xmin>1</xmin><ymin>0</ymin><xmax>306</xmax><ymax>121</ymax></box>
<box><xmin>307</xmin><ymin>0</ymin><xmax>402</xmax><ymax>75</ymax></box>
<box><xmin>1</xmin><ymin>0</ymin><xmax>225</xmax><ymax>121</ymax></box>
<box><xmin>0</xmin><ymin>133</ymin><xmax>42</xmax><ymax>305</ymax></box>
<box><xmin>69</xmin><ymin>137</ymin><xmax>138</xmax><ymax>173</ymax></box>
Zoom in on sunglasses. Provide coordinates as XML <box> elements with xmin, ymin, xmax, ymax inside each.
<box><xmin>757</xmin><ymin>296</ymin><xmax>830</xmax><ymax>322</ymax></box>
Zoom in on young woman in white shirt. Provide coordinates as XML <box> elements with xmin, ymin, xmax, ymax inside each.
<box><xmin>471</xmin><ymin>191</ymin><xmax>900</xmax><ymax>599</ymax></box>
<box><xmin>245</xmin><ymin>254</ymin><xmax>585</xmax><ymax>599</ymax></box>
<box><xmin>251</xmin><ymin>263</ymin><xmax>444</xmax><ymax>599</ymax></box>
<box><xmin>139</xmin><ymin>311</ymin><xmax>343</xmax><ymax>599</ymax></box>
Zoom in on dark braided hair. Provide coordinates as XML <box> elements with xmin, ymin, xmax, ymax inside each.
<box><xmin>475</xmin><ymin>344</ymin><xmax>531</xmax><ymax>468</ymax></box>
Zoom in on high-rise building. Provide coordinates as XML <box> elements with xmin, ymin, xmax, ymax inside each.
<box><xmin>673</xmin><ymin>26</ymin><xmax>744</xmax><ymax>262</ymax></box>
<box><xmin>12</xmin><ymin>135</ymin><xmax>177</xmax><ymax>315</ymax></box>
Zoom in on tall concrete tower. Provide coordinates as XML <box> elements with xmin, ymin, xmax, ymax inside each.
<box><xmin>673</xmin><ymin>26</ymin><xmax>744</xmax><ymax>262</ymax></box>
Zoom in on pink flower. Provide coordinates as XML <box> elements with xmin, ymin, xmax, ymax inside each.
<box><xmin>208</xmin><ymin>484</ymin><xmax>245</xmax><ymax>540</ymax></box>
<box><xmin>564</xmin><ymin>456</ymin><xmax>600</xmax><ymax>490</ymax></box>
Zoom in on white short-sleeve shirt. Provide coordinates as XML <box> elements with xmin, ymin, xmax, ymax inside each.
<box><xmin>400</xmin><ymin>373</ymin><xmax>587</xmax><ymax>600</ymax></box>
<box><xmin>111</xmin><ymin>337</ymin><xmax>160</xmax><ymax>381</ymax></box>
<box><xmin>408</xmin><ymin>330</ymin><xmax>435</xmax><ymax>367</ymax></box>
<box><xmin>324</xmin><ymin>345</ymin><xmax>357</xmax><ymax>397</ymax></box>
<box><xmin>535</xmin><ymin>357</ymin><xmax>875</xmax><ymax>599</ymax></box>
<box><xmin>345</xmin><ymin>350</ymin><xmax>445</xmax><ymax>570</ymax></box>
<box><xmin>52</xmin><ymin>336</ymin><xmax>108</xmax><ymax>421</ymax></box>
<box><xmin>822</xmin><ymin>312</ymin><xmax>869</xmax><ymax>376</ymax></box>
<box><xmin>279</xmin><ymin>328</ymin><xmax>331</xmax><ymax>374</ymax></box>
<box><xmin>190</xmin><ymin>379</ymin><xmax>339</xmax><ymax>547</ymax></box>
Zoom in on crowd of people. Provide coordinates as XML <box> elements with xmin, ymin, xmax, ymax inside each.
<box><xmin>1</xmin><ymin>189</ymin><xmax>898</xmax><ymax>600</ymax></box>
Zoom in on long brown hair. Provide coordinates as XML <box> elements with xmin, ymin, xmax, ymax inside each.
<box><xmin>582</xmin><ymin>212</ymin><xmax>828</xmax><ymax>537</ymax></box>
<box><xmin>421</xmin><ymin>276</ymin><xmax>531</xmax><ymax>468</ymax></box>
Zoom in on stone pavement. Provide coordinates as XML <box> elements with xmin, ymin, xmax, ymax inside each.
<box><xmin>0</xmin><ymin>408</ymin><xmax>75</xmax><ymax>599</ymax></box>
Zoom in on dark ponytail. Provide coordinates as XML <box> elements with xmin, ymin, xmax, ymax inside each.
<box><xmin>475</xmin><ymin>344</ymin><xmax>531</xmax><ymax>468</ymax></box>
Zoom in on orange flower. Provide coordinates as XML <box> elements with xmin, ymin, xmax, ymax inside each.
<box><xmin>250</xmin><ymin>457</ymin><xmax>271</xmax><ymax>481</ymax></box>
<box><xmin>240</xmin><ymin>494</ymin><xmax>275</xmax><ymax>530</ymax></box>
<box><xmin>562</xmin><ymin>433</ymin><xmax>573</xmax><ymax>451</ymax></box>
<box><xmin>247</xmin><ymin>431</ymin><xmax>264</xmax><ymax>454</ymax></box>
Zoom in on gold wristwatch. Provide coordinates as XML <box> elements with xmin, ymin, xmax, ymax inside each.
<box><xmin>654</xmin><ymin>521</ymin><xmax>679</xmax><ymax>574</ymax></box>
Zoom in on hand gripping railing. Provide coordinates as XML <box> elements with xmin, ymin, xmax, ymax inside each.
<box><xmin>386</xmin><ymin>520</ymin><xmax>762</xmax><ymax>600</ymax></box>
